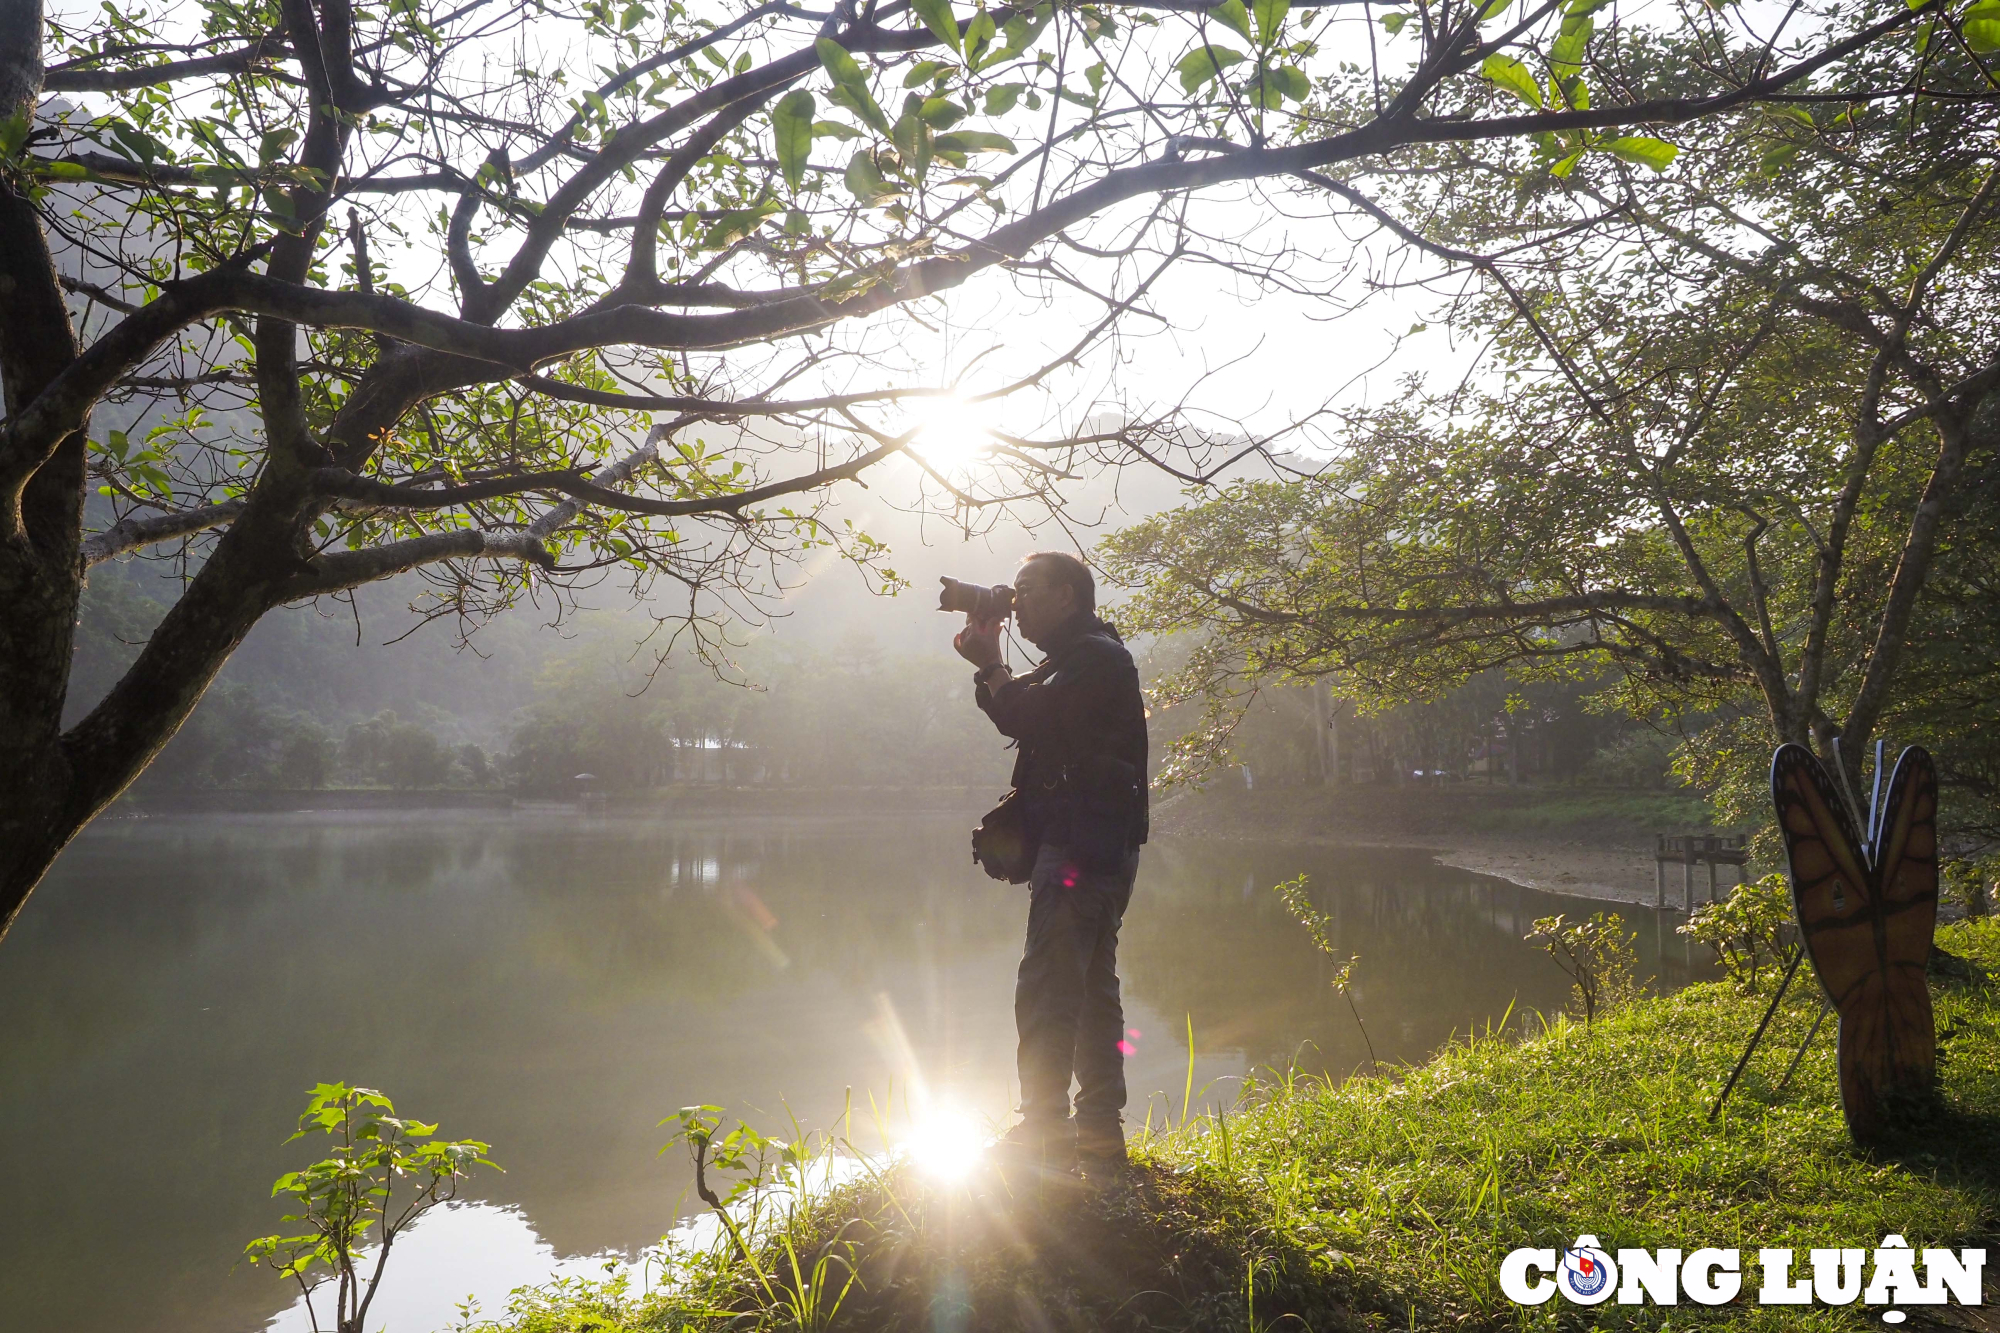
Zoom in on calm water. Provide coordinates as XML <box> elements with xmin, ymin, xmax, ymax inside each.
<box><xmin>0</xmin><ymin>809</ymin><xmax>1709</xmax><ymax>1333</ymax></box>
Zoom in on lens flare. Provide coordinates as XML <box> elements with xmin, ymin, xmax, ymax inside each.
<box><xmin>901</xmin><ymin>1106</ymin><xmax>987</xmax><ymax>1182</ymax></box>
<box><xmin>907</xmin><ymin>392</ymin><xmax>993</xmax><ymax>473</ymax></box>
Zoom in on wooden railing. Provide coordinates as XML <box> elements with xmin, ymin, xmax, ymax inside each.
<box><xmin>1654</xmin><ymin>832</ymin><xmax>1750</xmax><ymax>911</ymax></box>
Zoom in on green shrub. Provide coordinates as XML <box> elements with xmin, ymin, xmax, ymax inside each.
<box><xmin>1525</xmin><ymin>911</ymin><xmax>1644</xmax><ymax>1027</ymax></box>
<box><xmin>1680</xmin><ymin>871</ymin><xmax>1794</xmax><ymax>990</ymax></box>
<box><xmin>245</xmin><ymin>1083</ymin><xmax>496</xmax><ymax>1333</ymax></box>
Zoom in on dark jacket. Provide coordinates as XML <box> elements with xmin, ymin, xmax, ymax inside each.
<box><xmin>975</xmin><ymin>613</ymin><xmax>1149</xmax><ymax>865</ymax></box>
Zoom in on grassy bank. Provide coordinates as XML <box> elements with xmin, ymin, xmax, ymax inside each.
<box><xmin>470</xmin><ymin>921</ymin><xmax>2000</xmax><ymax>1332</ymax></box>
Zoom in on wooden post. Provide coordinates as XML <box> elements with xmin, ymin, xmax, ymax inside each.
<box><xmin>1329</xmin><ymin>691</ymin><xmax>1344</xmax><ymax>784</ymax></box>
<box><xmin>1655</xmin><ymin>834</ymin><xmax>1667</xmax><ymax>909</ymax></box>
<box><xmin>1310</xmin><ymin>686</ymin><xmax>1327</xmax><ymax>784</ymax></box>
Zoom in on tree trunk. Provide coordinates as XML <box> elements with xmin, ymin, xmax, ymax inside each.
<box><xmin>0</xmin><ymin>43</ymin><xmax>88</xmax><ymax>940</ymax></box>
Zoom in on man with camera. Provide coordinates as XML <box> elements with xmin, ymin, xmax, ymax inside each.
<box><xmin>947</xmin><ymin>552</ymin><xmax>1149</xmax><ymax>1175</ymax></box>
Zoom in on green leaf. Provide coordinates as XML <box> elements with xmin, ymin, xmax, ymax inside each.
<box><xmin>1550</xmin><ymin>12</ymin><xmax>1593</xmax><ymax>76</ymax></box>
<box><xmin>1178</xmin><ymin>45</ymin><xmax>1246</xmax><ymax>95</ymax></box>
<box><xmin>1479</xmin><ymin>53</ymin><xmax>1542</xmax><ymax>108</ymax></box>
<box><xmin>1240</xmin><ymin>70</ymin><xmax>1286</xmax><ymax>110</ymax></box>
<box><xmin>826</xmin><ymin>81</ymin><xmax>891</xmax><ymax>136</ymax></box>
<box><xmin>918</xmin><ymin>96</ymin><xmax>966</xmax><ymax>128</ymax></box>
<box><xmin>109</xmin><ymin>122</ymin><xmax>162</xmax><ymax>165</ymax></box>
<box><xmin>46</xmin><ymin>160</ymin><xmax>90</xmax><ymax>180</ymax></box>
<box><xmin>812</xmin><ymin>120</ymin><xmax>862</xmax><ymax>141</ymax></box>
<box><xmin>1478</xmin><ymin>0</ymin><xmax>1511</xmax><ymax>18</ymax></box>
<box><xmin>771</xmin><ymin>89</ymin><xmax>815</xmax><ymax>191</ymax></box>
<box><xmin>1252</xmin><ymin>0</ymin><xmax>1290</xmax><ymax>44</ymax></box>
<box><xmin>1551</xmin><ymin>74</ymin><xmax>1589</xmax><ymax>110</ymax></box>
<box><xmin>984</xmin><ymin>83</ymin><xmax>1025</xmax><ymax>115</ymax></box>
<box><xmin>903</xmin><ymin>60</ymin><xmax>950</xmax><ymax>88</ymax></box>
<box><xmin>697</xmin><ymin>200</ymin><xmax>781</xmax><ymax>249</ymax></box>
<box><xmin>1604</xmin><ymin>135</ymin><xmax>1678</xmax><ymax>171</ymax></box>
<box><xmin>964</xmin><ymin>10</ymin><xmax>998</xmax><ymax>65</ymax></box>
<box><xmin>1550</xmin><ymin>148</ymin><xmax>1585</xmax><ymax>178</ymax></box>
<box><xmin>909</xmin><ymin>0</ymin><xmax>961</xmax><ymax>56</ymax></box>
<box><xmin>892</xmin><ymin>111</ymin><xmax>934</xmax><ymax>181</ymax></box>
<box><xmin>815</xmin><ymin>37</ymin><xmax>866</xmax><ymax>88</ymax></box>
<box><xmin>1965</xmin><ymin>0</ymin><xmax>2000</xmax><ymax>53</ymax></box>
<box><xmin>1208</xmin><ymin>0</ymin><xmax>1254</xmax><ymax>43</ymax></box>
<box><xmin>1271</xmin><ymin>64</ymin><xmax>1310</xmax><ymax>102</ymax></box>
<box><xmin>993</xmin><ymin>6</ymin><xmax>1053</xmax><ymax>65</ymax></box>
<box><xmin>1085</xmin><ymin>62</ymin><xmax>1106</xmax><ymax>94</ymax></box>
<box><xmin>933</xmin><ymin>130</ymin><xmax>1017</xmax><ymax>154</ymax></box>
<box><xmin>1380</xmin><ymin>12</ymin><xmax>1408</xmax><ymax>36</ymax></box>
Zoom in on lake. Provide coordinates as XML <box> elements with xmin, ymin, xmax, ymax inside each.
<box><xmin>0</xmin><ymin>808</ymin><xmax>1712</xmax><ymax>1333</ymax></box>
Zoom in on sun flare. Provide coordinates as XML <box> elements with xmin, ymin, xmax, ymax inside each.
<box><xmin>907</xmin><ymin>393</ymin><xmax>994</xmax><ymax>473</ymax></box>
<box><xmin>901</xmin><ymin>1106</ymin><xmax>987</xmax><ymax>1182</ymax></box>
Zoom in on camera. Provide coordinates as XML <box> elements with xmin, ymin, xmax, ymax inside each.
<box><xmin>938</xmin><ymin>576</ymin><xmax>1015</xmax><ymax>622</ymax></box>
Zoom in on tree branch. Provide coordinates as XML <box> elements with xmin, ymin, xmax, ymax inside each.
<box><xmin>42</xmin><ymin>37</ymin><xmax>286</xmax><ymax>92</ymax></box>
<box><xmin>282</xmin><ymin>526</ymin><xmax>555</xmax><ymax>599</ymax></box>
<box><xmin>81</xmin><ymin>499</ymin><xmax>247</xmax><ymax>567</ymax></box>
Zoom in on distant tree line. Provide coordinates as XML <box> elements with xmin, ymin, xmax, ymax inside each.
<box><xmin>131</xmin><ymin>694</ymin><xmax>494</xmax><ymax>793</ymax></box>
<box><xmin>1166</xmin><ymin>665</ymin><xmax>1683</xmax><ymax>794</ymax></box>
<box><xmin>499</xmin><ymin>635</ymin><xmax>1002</xmax><ymax>795</ymax></box>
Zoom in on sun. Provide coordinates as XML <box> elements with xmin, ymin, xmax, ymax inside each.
<box><xmin>906</xmin><ymin>392</ymin><xmax>994</xmax><ymax>473</ymax></box>
<box><xmin>901</xmin><ymin>1105</ymin><xmax>987</xmax><ymax>1183</ymax></box>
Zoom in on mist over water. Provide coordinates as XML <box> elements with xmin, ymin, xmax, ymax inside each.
<box><xmin>0</xmin><ymin>808</ymin><xmax>1711</xmax><ymax>1333</ymax></box>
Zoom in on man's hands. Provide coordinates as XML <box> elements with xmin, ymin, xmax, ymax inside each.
<box><xmin>954</xmin><ymin>613</ymin><xmax>1005</xmax><ymax>670</ymax></box>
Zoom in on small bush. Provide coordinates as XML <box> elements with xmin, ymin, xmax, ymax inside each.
<box><xmin>1679</xmin><ymin>871</ymin><xmax>1794</xmax><ymax>989</ymax></box>
<box><xmin>1525</xmin><ymin>912</ymin><xmax>1644</xmax><ymax>1027</ymax></box>
<box><xmin>245</xmin><ymin>1083</ymin><xmax>496</xmax><ymax>1333</ymax></box>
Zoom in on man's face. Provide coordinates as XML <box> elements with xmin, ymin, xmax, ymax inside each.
<box><xmin>1012</xmin><ymin>561</ymin><xmax>1076</xmax><ymax>645</ymax></box>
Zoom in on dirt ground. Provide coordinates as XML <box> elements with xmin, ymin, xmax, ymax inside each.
<box><xmin>1150</xmin><ymin>781</ymin><xmax>1743</xmax><ymax>909</ymax></box>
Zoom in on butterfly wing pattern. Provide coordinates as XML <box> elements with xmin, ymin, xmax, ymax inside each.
<box><xmin>1770</xmin><ymin>743</ymin><xmax>1939</xmax><ymax>1144</ymax></box>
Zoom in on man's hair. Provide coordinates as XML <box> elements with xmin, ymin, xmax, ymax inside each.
<box><xmin>1020</xmin><ymin>550</ymin><xmax>1095</xmax><ymax>612</ymax></box>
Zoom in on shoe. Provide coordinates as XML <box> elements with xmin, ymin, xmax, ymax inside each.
<box><xmin>993</xmin><ymin>1116</ymin><xmax>1077</xmax><ymax>1173</ymax></box>
<box><xmin>1075</xmin><ymin>1119</ymin><xmax>1127</xmax><ymax>1178</ymax></box>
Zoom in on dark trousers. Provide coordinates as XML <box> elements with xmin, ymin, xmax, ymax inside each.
<box><xmin>1015</xmin><ymin>842</ymin><xmax>1139</xmax><ymax>1133</ymax></box>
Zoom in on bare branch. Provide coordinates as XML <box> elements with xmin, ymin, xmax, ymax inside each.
<box><xmin>81</xmin><ymin>500</ymin><xmax>247</xmax><ymax>567</ymax></box>
<box><xmin>283</xmin><ymin>526</ymin><xmax>555</xmax><ymax>599</ymax></box>
<box><xmin>42</xmin><ymin>37</ymin><xmax>287</xmax><ymax>92</ymax></box>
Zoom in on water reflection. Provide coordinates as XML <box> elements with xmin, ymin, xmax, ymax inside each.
<box><xmin>0</xmin><ymin>810</ymin><xmax>1709</xmax><ymax>1333</ymax></box>
<box><xmin>262</xmin><ymin>1203</ymin><xmax>629</xmax><ymax>1333</ymax></box>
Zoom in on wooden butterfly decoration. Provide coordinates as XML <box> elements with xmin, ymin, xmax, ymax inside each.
<box><xmin>1770</xmin><ymin>742</ymin><xmax>1939</xmax><ymax>1144</ymax></box>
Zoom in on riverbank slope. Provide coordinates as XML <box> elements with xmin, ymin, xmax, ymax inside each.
<box><xmin>471</xmin><ymin>919</ymin><xmax>2000</xmax><ymax>1332</ymax></box>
